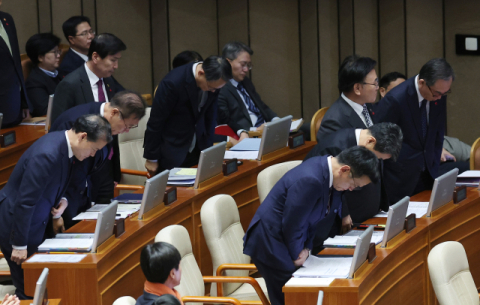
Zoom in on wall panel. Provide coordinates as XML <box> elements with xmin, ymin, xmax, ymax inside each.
<box><xmin>338</xmin><ymin>0</ymin><xmax>354</xmax><ymax>61</ymax></box>
<box><xmin>51</xmin><ymin>0</ymin><xmax>81</xmax><ymax>41</ymax></box>
<box><xmin>38</xmin><ymin>0</ymin><xmax>52</xmax><ymax>33</ymax></box>
<box><xmin>1</xmin><ymin>0</ymin><xmax>38</xmax><ymax>53</ymax></box>
<box><xmin>353</xmin><ymin>0</ymin><xmax>378</xmax><ymax>61</ymax></box>
<box><xmin>151</xmin><ymin>0</ymin><xmax>169</xmax><ymax>87</ymax></box>
<box><xmin>82</xmin><ymin>0</ymin><xmax>96</xmax><ymax>31</ymax></box>
<box><xmin>379</xmin><ymin>0</ymin><xmax>406</xmax><ymax>77</ymax></box>
<box><xmin>217</xmin><ymin>0</ymin><xmax>249</xmax><ymax>53</ymax></box>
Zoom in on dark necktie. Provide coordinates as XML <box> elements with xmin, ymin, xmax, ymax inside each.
<box><xmin>420</xmin><ymin>99</ymin><xmax>428</xmax><ymax>140</ymax></box>
<box><xmin>237</xmin><ymin>82</ymin><xmax>264</xmax><ymax>127</ymax></box>
<box><xmin>96</xmin><ymin>79</ymin><xmax>106</xmax><ymax>102</ymax></box>
<box><xmin>362</xmin><ymin>104</ymin><xmax>373</xmax><ymax>127</ymax></box>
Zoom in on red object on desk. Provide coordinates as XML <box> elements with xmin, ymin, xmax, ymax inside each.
<box><xmin>215</xmin><ymin>124</ymin><xmax>239</xmax><ymax>140</ymax></box>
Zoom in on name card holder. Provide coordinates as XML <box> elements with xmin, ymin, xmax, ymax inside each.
<box><xmin>404</xmin><ymin>214</ymin><xmax>416</xmax><ymax>233</ymax></box>
<box><xmin>0</xmin><ymin>130</ymin><xmax>16</xmax><ymax>148</ymax></box>
<box><xmin>164</xmin><ymin>187</ymin><xmax>177</xmax><ymax>206</ymax></box>
<box><xmin>223</xmin><ymin>159</ymin><xmax>238</xmax><ymax>176</ymax></box>
<box><xmin>114</xmin><ymin>218</ymin><xmax>125</xmax><ymax>237</ymax></box>
<box><xmin>288</xmin><ymin>131</ymin><xmax>305</xmax><ymax>149</ymax></box>
<box><xmin>453</xmin><ymin>185</ymin><xmax>467</xmax><ymax>204</ymax></box>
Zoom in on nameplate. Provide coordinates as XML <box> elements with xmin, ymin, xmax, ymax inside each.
<box><xmin>0</xmin><ymin>130</ymin><xmax>16</xmax><ymax>148</ymax></box>
<box><xmin>453</xmin><ymin>185</ymin><xmax>467</xmax><ymax>204</ymax></box>
<box><xmin>368</xmin><ymin>243</ymin><xmax>377</xmax><ymax>263</ymax></box>
<box><xmin>164</xmin><ymin>187</ymin><xmax>177</xmax><ymax>206</ymax></box>
<box><xmin>114</xmin><ymin>218</ymin><xmax>125</xmax><ymax>237</ymax></box>
<box><xmin>404</xmin><ymin>214</ymin><xmax>416</xmax><ymax>233</ymax></box>
<box><xmin>288</xmin><ymin>131</ymin><xmax>305</xmax><ymax>149</ymax></box>
<box><xmin>222</xmin><ymin>159</ymin><xmax>238</xmax><ymax>176</ymax></box>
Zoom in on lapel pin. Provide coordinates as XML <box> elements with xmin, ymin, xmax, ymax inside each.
<box><xmin>372</xmin><ymin>112</ymin><xmax>375</xmax><ymax>115</ymax></box>
<box><xmin>3</xmin><ymin>18</ymin><xmax>5</xmax><ymax>21</ymax></box>
<box><xmin>109</xmin><ymin>89</ymin><xmax>112</xmax><ymax>92</ymax></box>
<box><xmin>107</xmin><ymin>84</ymin><xmax>110</xmax><ymax>87</ymax></box>
<box><xmin>5</xmin><ymin>23</ymin><xmax>8</xmax><ymax>26</ymax></box>
<box><xmin>435</xmin><ymin>102</ymin><xmax>438</xmax><ymax>105</ymax></box>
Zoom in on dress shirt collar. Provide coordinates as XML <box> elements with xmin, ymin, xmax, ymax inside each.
<box><xmin>85</xmin><ymin>62</ymin><xmax>101</xmax><ymax>87</ymax></box>
<box><xmin>71</xmin><ymin>47</ymin><xmax>88</xmax><ymax>62</ymax></box>
<box><xmin>414</xmin><ymin>75</ymin><xmax>425</xmax><ymax>104</ymax></box>
<box><xmin>39</xmin><ymin>67</ymin><xmax>58</xmax><ymax>78</ymax></box>
<box><xmin>192</xmin><ymin>62</ymin><xmax>201</xmax><ymax>78</ymax></box>
<box><xmin>341</xmin><ymin>92</ymin><xmax>365</xmax><ymax>120</ymax></box>
<box><xmin>64</xmin><ymin>131</ymin><xmax>73</xmax><ymax>159</ymax></box>
<box><xmin>230</xmin><ymin>78</ymin><xmax>239</xmax><ymax>88</ymax></box>
<box><xmin>355</xmin><ymin>129</ymin><xmax>362</xmax><ymax>145</ymax></box>
<box><xmin>327</xmin><ymin>156</ymin><xmax>333</xmax><ymax>189</ymax></box>
<box><xmin>100</xmin><ymin>102</ymin><xmax>105</xmax><ymax>117</ymax></box>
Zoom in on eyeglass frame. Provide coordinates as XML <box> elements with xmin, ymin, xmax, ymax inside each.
<box><xmin>427</xmin><ymin>85</ymin><xmax>451</xmax><ymax>98</ymax></box>
<box><xmin>118</xmin><ymin>109</ymin><xmax>139</xmax><ymax>130</ymax></box>
<box><xmin>75</xmin><ymin>29</ymin><xmax>96</xmax><ymax>37</ymax></box>
<box><xmin>46</xmin><ymin>48</ymin><xmax>62</xmax><ymax>56</ymax></box>
<box><xmin>238</xmin><ymin>61</ymin><xmax>253</xmax><ymax>71</ymax></box>
<box><xmin>362</xmin><ymin>79</ymin><xmax>379</xmax><ymax>88</ymax></box>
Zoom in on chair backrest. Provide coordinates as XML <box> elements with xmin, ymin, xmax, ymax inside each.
<box><xmin>112</xmin><ymin>296</ymin><xmax>136</xmax><ymax>305</ymax></box>
<box><xmin>155</xmin><ymin>225</ymin><xmax>205</xmax><ymax>298</ymax></box>
<box><xmin>428</xmin><ymin>241</ymin><xmax>479</xmax><ymax>305</ymax></box>
<box><xmin>200</xmin><ymin>194</ymin><xmax>250</xmax><ymax>296</ymax></box>
<box><xmin>118</xmin><ymin>107</ymin><xmax>151</xmax><ymax>185</ymax></box>
<box><xmin>310</xmin><ymin>107</ymin><xmax>330</xmax><ymax>142</ymax></box>
<box><xmin>470</xmin><ymin>137</ymin><xmax>480</xmax><ymax>170</ymax></box>
<box><xmin>257</xmin><ymin>161</ymin><xmax>302</xmax><ymax>204</ymax></box>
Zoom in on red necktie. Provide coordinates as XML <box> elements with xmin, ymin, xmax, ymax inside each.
<box><xmin>96</xmin><ymin>79</ymin><xmax>106</xmax><ymax>102</ymax></box>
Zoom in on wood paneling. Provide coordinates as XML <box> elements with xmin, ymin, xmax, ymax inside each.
<box><xmin>379</xmin><ymin>0</ymin><xmax>406</xmax><ymax>76</ymax></box>
<box><xmin>51</xmin><ymin>0</ymin><xmax>81</xmax><ymax>41</ymax></box>
<box><xmin>0</xmin><ymin>0</ymin><xmax>38</xmax><ymax>54</ymax></box>
<box><xmin>151</xmin><ymin>0</ymin><xmax>169</xmax><ymax>86</ymax></box>
<box><xmin>353</xmin><ymin>0</ymin><xmax>378</xmax><ymax>61</ymax></box>
<box><xmin>338</xmin><ymin>0</ymin><xmax>354</xmax><ymax>61</ymax></box>
<box><xmin>217</xmin><ymin>0</ymin><xmax>249</xmax><ymax>54</ymax></box>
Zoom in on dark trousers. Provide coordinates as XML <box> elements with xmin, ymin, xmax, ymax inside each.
<box><xmin>438</xmin><ymin>160</ymin><xmax>470</xmax><ymax>176</ymax></box>
<box><xmin>251</xmin><ymin>257</ymin><xmax>294</xmax><ymax>305</ymax></box>
<box><xmin>0</xmin><ymin>242</ymin><xmax>35</xmax><ymax>300</ymax></box>
<box><xmin>90</xmin><ymin>159</ymin><xmax>114</xmax><ymax>204</ymax></box>
<box><xmin>412</xmin><ymin>170</ymin><xmax>434</xmax><ymax>196</ymax></box>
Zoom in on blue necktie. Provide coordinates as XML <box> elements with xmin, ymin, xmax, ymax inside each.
<box><xmin>420</xmin><ymin>99</ymin><xmax>428</xmax><ymax>140</ymax></box>
<box><xmin>237</xmin><ymin>82</ymin><xmax>264</xmax><ymax>127</ymax></box>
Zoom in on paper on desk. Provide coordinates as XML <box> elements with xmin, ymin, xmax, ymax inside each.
<box><xmin>324</xmin><ymin>230</ymin><xmax>384</xmax><ymax>247</ymax></box>
<box><xmin>168</xmin><ymin>168</ymin><xmax>196</xmax><ymax>181</ymax></box>
<box><xmin>229</xmin><ymin>138</ymin><xmax>261</xmax><ymax>151</ymax></box>
<box><xmin>224</xmin><ymin>150</ymin><xmax>259</xmax><ymax>160</ymax></box>
<box><xmin>175</xmin><ymin>168</ymin><xmax>197</xmax><ymax>176</ymax></box>
<box><xmin>38</xmin><ymin>239</ymin><xmax>93</xmax><ymax>252</ymax></box>
<box><xmin>374</xmin><ymin>201</ymin><xmax>429</xmax><ymax>218</ymax></box>
<box><xmin>73</xmin><ymin>212</ymin><xmax>101</xmax><ymax>220</ymax></box>
<box><xmin>458</xmin><ymin>170</ymin><xmax>480</xmax><ymax>178</ymax></box>
<box><xmin>290</xmin><ymin>119</ymin><xmax>303</xmax><ymax>132</ymax></box>
<box><xmin>28</xmin><ymin>254</ymin><xmax>87</xmax><ymax>263</ymax></box>
<box><xmin>293</xmin><ymin>255</ymin><xmax>352</xmax><ymax>278</ymax></box>
<box><xmin>285</xmin><ymin>277</ymin><xmax>334</xmax><ymax>287</ymax></box>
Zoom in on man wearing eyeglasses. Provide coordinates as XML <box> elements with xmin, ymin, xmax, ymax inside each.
<box><xmin>374</xmin><ymin>58</ymin><xmax>455</xmax><ymax>203</ymax></box>
<box><xmin>50</xmin><ymin>90</ymin><xmax>146</xmax><ymax>227</ymax></box>
<box><xmin>217</xmin><ymin>42</ymin><xmax>279</xmax><ymax>143</ymax></box>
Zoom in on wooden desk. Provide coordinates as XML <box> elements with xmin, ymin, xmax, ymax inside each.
<box><xmin>0</xmin><ymin>125</ymin><xmax>45</xmax><ymax>190</ymax></box>
<box><xmin>283</xmin><ymin>187</ymin><xmax>480</xmax><ymax>305</ymax></box>
<box><xmin>23</xmin><ymin>142</ymin><xmax>315</xmax><ymax>305</ymax></box>
<box><xmin>19</xmin><ymin>300</ymin><xmax>61</xmax><ymax>305</ymax></box>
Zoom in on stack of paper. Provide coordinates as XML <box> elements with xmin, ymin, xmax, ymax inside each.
<box><xmin>293</xmin><ymin>255</ymin><xmax>352</xmax><ymax>278</ymax></box>
<box><xmin>28</xmin><ymin>254</ymin><xmax>87</xmax><ymax>263</ymax></box>
<box><xmin>167</xmin><ymin>168</ymin><xmax>197</xmax><ymax>186</ymax></box>
<box><xmin>456</xmin><ymin>170</ymin><xmax>480</xmax><ymax>187</ymax></box>
<box><xmin>73</xmin><ymin>203</ymin><xmax>141</xmax><ymax>220</ymax></box>
<box><xmin>225</xmin><ymin>138</ymin><xmax>261</xmax><ymax>160</ymax></box>
<box><xmin>38</xmin><ymin>238</ymin><xmax>93</xmax><ymax>252</ymax></box>
<box><xmin>324</xmin><ymin>230</ymin><xmax>384</xmax><ymax>248</ymax></box>
<box><xmin>290</xmin><ymin>119</ymin><xmax>304</xmax><ymax>132</ymax></box>
<box><xmin>374</xmin><ymin>201</ymin><xmax>429</xmax><ymax>218</ymax></box>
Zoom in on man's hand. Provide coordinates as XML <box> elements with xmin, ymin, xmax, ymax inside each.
<box><xmin>114</xmin><ymin>181</ymin><xmax>118</xmax><ymax>187</ymax></box>
<box><xmin>21</xmin><ymin>109</ymin><xmax>31</xmax><ymax>120</ymax></box>
<box><xmin>52</xmin><ymin>217</ymin><xmax>65</xmax><ymax>234</ymax></box>
<box><xmin>51</xmin><ymin>198</ymin><xmax>68</xmax><ymax>218</ymax></box>
<box><xmin>2</xmin><ymin>294</ymin><xmax>20</xmax><ymax>305</ymax></box>
<box><xmin>238</xmin><ymin>132</ymin><xmax>249</xmax><ymax>142</ymax></box>
<box><xmin>145</xmin><ymin>160</ymin><xmax>158</xmax><ymax>177</ymax></box>
<box><xmin>293</xmin><ymin>248</ymin><xmax>309</xmax><ymax>267</ymax></box>
<box><xmin>11</xmin><ymin>249</ymin><xmax>27</xmax><ymax>265</ymax></box>
<box><xmin>256</xmin><ymin>123</ymin><xmax>266</xmax><ymax>131</ymax></box>
<box><xmin>441</xmin><ymin>148</ymin><xmax>456</xmax><ymax>162</ymax></box>
<box><xmin>341</xmin><ymin>214</ymin><xmax>353</xmax><ymax>234</ymax></box>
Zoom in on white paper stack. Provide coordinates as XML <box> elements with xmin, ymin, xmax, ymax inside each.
<box><xmin>374</xmin><ymin>201</ymin><xmax>429</xmax><ymax>218</ymax></box>
<box><xmin>293</xmin><ymin>255</ymin><xmax>352</xmax><ymax>278</ymax></box>
<box><xmin>324</xmin><ymin>230</ymin><xmax>384</xmax><ymax>248</ymax></box>
<box><xmin>167</xmin><ymin>168</ymin><xmax>197</xmax><ymax>186</ymax></box>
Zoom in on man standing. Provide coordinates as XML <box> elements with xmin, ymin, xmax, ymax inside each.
<box><xmin>374</xmin><ymin>58</ymin><xmax>454</xmax><ymax>202</ymax></box>
<box><xmin>0</xmin><ymin>114</ymin><xmax>112</xmax><ymax>299</ymax></box>
<box><xmin>243</xmin><ymin>146</ymin><xmax>379</xmax><ymax>305</ymax></box>
<box><xmin>217</xmin><ymin>42</ymin><xmax>279</xmax><ymax>142</ymax></box>
<box><xmin>144</xmin><ymin>56</ymin><xmax>232</xmax><ymax>176</ymax></box>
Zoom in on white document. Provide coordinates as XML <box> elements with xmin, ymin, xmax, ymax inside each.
<box><xmin>374</xmin><ymin>201</ymin><xmax>429</xmax><ymax>218</ymax></box>
<box><xmin>229</xmin><ymin>138</ymin><xmax>262</xmax><ymax>151</ymax></box>
<box><xmin>55</xmin><ymin>233</ymin><xmax>94</xmax><ymax>239</ymax></box>
<box><xmin>224</xmin><ymin>150</ymin><xmax>259</xmax><ymax>160</ymax></box>
<box><xmin>168</xmin><ymin>168</ymin><xmax>197</xmax><ymax>181</ymax></box>
<box><xmin>73</xmin><ymin>212</ymin><xmax>101</xmax><ymax>220</ymax></box>
<box><xmin>290</xmin><ymin>119</ymin><xmax>303</xmax><ymax>132</ymax></box>
<box><xmin>458</xmin><ymin>170</ymin><xmax>480</xmax><ymax>178</ymax></box>
<box><xmin>38</xmin><ymin>239</ymin><xmax>93</xmax><ymax>252</ymax></box>
<box><xmin>293</xmin><ymin>255</ymin><xmax>353</xmax><ymax>278</ymax></box>
<box><xmin>324</xmin><ymin>230</ymin><xmax>383</xmax><ymax>247</ymax></box>
<box><xmin>285</xmin><ymin>277</ymin><xmax>334</xmax><ymax>287</ymax></box>
<box><xmin>27</xmin><ymin>254</ymin><xmax>87</xmax><ymax>263</ymax></box>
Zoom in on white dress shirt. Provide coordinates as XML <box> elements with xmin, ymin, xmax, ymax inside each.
<box><xmin>84</xmin><ymin>63</ymin><xmax>109</xmax><ymax>103</ymax></box>
<box><xmin>355</xmin><ymin>129</ymin><xmax>362</xmax><ymax>145</ymax></box>
<box><xmin>414</xmin><ymin>75</ymin><xmax>430</xmax><ymax>123</ymax></box>
<box><xmin>71</xmin><ymin>47</ymin><xmax>88</xmax><ymax>62</ymax></box>
<box><xmin>341</xmin><ymin>93</ymin><xmax>368</xmax><ymax>127</ymax></box>
<box><xmin>327</xmin><ymin>156</ymin><xmax>333</xmax><ymax>188</ymax></box>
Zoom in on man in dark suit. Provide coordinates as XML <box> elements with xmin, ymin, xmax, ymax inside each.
<box><xmin>50</xmin><ymin>91</ymin><xmax>146</xmax><ymax>226</ymax></box>
<box><xmin>0</xmin><ymin>5</ymin><xmax>31</xmax><ymax>127</ymax></box>
<box><xmin>244</xmin><ymin>146</ymin><xmax>379</xmax><ymax>305</ymax></box>
<box><xmin>25</xmin><ymin>33</ymin><xmax>63</xmax><ymax>117</ymax></box>
<box><xmin>0</xmin><ymin>114</ymin><xmax>112</xmax><ymax>299</ymax></box>
<box><xmin>317</xmin><ymin>55</ymin><xmax>378</xmax><ymax>140</ymax></box>
<box><xmin>144</xmin><ymin>56</ymin><xmax>232</xmax><ymax>176</ymax></box>
<box><xmin>52</xmin><ymin>33</ymin><xmax>126</xmax><ymax>123</ymax></box>
<box><xmin>217</xmin><ymin>42</ymin><xmax>278</xmax><ymax>142</ymax></box>
<box><xmin>374</xmin><ymin>58</ymin><xmax>454</xmax><ymax>202</ymax></box>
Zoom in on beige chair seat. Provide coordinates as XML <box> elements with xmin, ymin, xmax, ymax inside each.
<box><xmin>0</xmin><ymin>285</ymin><xmax>16</xmax><ymax>300</ymax></box>
<box><xmin>0</xmin><ymin>258</ymin><xmax>9</xmax><ymax>272</ymax></box>
<box><xmin>228</xmin><ymin>277</ymin><xmax>268</xmax><ymax>301</ymax></box>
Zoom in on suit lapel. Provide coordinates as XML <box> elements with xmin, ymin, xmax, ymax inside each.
<box><xmin>104</xmin><ymin>77</ymin><xmax>115</xmax><ymax>100</ymax></box>
<box><xmin>0</xmin><ymin>17</ymin><xmax>13</xmax><ymax>61</ymax></box>
<box><xmin>79</xmin><ymin>66</ymin><xmax>95</xmax><ymax>103</ymax></box>
<box><xmin>228</xmin><ymin>82</ymin><xmax>251</xmax><ymax>122</ymax></box>
<box><xmin>340</xmin><ymin>98</ymin><xmax>367</xmax><ymax>129</ymax></box>
<box><xmin>405</xmin><ymin>81</ymin><xmax>425</xmax><ymax>145</ymax></box>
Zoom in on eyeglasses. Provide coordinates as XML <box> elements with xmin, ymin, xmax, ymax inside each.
<box><xmin>118</xmin><ymin>109</ymin><xmax>138</xmax><ymax>130</ymax></box>
<box><xmin>427</xmin><ymin>85</ymin><xmax>451</xmax><ymax>98</ymax></box>
<box><xmin>47</xmin><ymin>48</ymin><xmax>61</xmax><ymax>56</ymax></box>
<box><xmin>75</xmin><ymin>29</ymin><xmax>95</xmax><ymax>37</ymax></box>
<box><xmin>239</xmin><ymin>61</ymin><xmax>253</xmax><ymax>71</ymax></box>
<box><xmin>362</xmin><ymin>79</ymin><xmax>379</xmax><ymax>88</ymax></box>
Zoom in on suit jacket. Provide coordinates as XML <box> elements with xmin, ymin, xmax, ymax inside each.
<box><xmin>374</xmin><ymin>76</ymin><xmax>445</xmax><ymax>203</ymax></box>
<box><xmin>52</xmin><ymin>64</ymin><xmax>116</xmax><ymax>124</ymax></box>
<box><xmin>0</xmin><ymin>131</ymin><xmax>72</xmax><ymax>248</ymax></box>
<box><xmin>243</xmin><ymin>156</ymin><xmax>342</xmax><ymax>271</ymax></box>
<box><xmin>217</xmin><ymin>77</ymin><xmax>278</xmax><ymax>132</ymax></box>
<box><xmin>317</xmin><ymin>96</ymin><xmax>375</xmax><ymax>140</ymax></box>
<box><xmin>0</xmin><ymin>11</ymin><xmax>31</xmax><ymax>127</ymax></box>
<box><xmin>143</xmin><ymin>63</ymin><xmax>219</xmax><ymax>170</ymax></box>
<box><xmin>25</xmin><ymin>66</ymin><xmax>62</xmax><ymax>117</ymax></box>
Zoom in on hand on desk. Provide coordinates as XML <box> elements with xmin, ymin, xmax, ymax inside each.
<box><xmin>11</xmin><ymin>249</ymin><xmax>27</xmax><ymax>265</ymax></box>
<box><xmin>293</xmin><ymin>248</ymin><xmax>309</xmax><ymax>267</ymax></box>
<box><xmin>21</xmin><ymin>109</ymin><xmax>31</xmax><ymax>120</ymax></box>
<box><xmin>256</xmin><ymin>123</ymin><xmax>265</xmax><ymax>131</ymax></box>
<box><xmin>342</xmin><ymin>214</ymin><xmax>353</xmax><ymax>234</ymax></box>
<box><xmin>51</xmin><ymin>198</ymin><xmax>68</xmax><ymax>218</ymax></box>
<box><xmin>52</xmin><ymin>217</ymin><xmax>65</xmax><ymax>234</ymax></box>
<box><xmin>145</xmin><ymin>160</ymin><xmax>158</xmax><ymax>177</ymax></box>
<box><xmin>2</xmin><ymin>294</ymin><xmax>19</xmax><ymax>305</ymax></box>
<box><xmin>239</xmin><ymin>132</ymin><xmax>249</xmax><ymax>142</ymax></box>
<box><xmin>441</xmin><ymin>148</ymin><xmax>456</xmax><ymax>162</ymax></box>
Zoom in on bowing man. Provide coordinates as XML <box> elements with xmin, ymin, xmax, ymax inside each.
<box><xmin>243</xmin><ymin>146</ymin><xmax>379</xmax><ymax>305</ymax></box>
<box><xmin>0</xmin><ymin>114</ymin><xmax>112</xmax><ymax>299</ymax></box>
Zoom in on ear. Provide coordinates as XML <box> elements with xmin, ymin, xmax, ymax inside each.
<box><xmin>367</xmin><ymin>136</ymin><xmax>376</xmax><ymax>145</ymax></box>
<box><xmin>169</xmin><ymin>268</ymin><xmax>176</xmax><ymax>279</ymax></box>
<box><xmin>198</xmin><ymin>68</ymin><xmax>205</xmax><ymax>77</ymax></box>
<box><xmin>379</xmin><ymin>87</ymin><xmax>386</xmax><ymax>98</ymax></box>
<box><xmin>418</xmin><ymin>78</ymin><xmax>426</xmax><ymax>89</ymax></box>
<box><xmin>353</xmin><ymin>83</ymin><xmax>362</xmax><ymax>95</ymax></box>
<box><xmin>78</xmin><ymin>132</ymin><xmax>88</xmax><ymax>142</ymax></box>
<box><xmin>68</xmin><ymin>36</ymin><xmax>75</xmax><ymax>45</ymax></box>
<box><xmin>91</xmin><ymin>51</ymin><xmax>99</xmax><ymax>63</ymax></box>
<box><xmin>339</xmin><ymin>165</ymin><xmax>351</xmax><ymax>174</ymax></box>
<box><xmin>38</xmin><ymin>55</ymin><xmax>44</xmax><ymax>63</ymax></box>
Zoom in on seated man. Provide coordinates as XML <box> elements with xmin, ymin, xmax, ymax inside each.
<box><xmin>50</xmin><ymin>90</ymin><xmax>146</xmax><ymax>219</ymax></box>
<box><xmin>144</xmin><ymin>56</ymin><xmax>232</xmax><ymax>176</ymax></box>
<box><xmin>25</xmin><ymin>33</ymin><xmax>63</xmax><ymax>117</ymax></box>
<box><xmin>0</xmin><ymin>114</ymin><xmax>112</xmax><ymax>299</ymax></box>
<box><xmin>217</xmin><ymin>42</ymin><xmax>279</xmax><ymax>142</ymax></box>
<box><xmin>136</xmin><ymin>242</ymin><xmax>184</xmax><ymax>305</ymax></box>
<box><xmin>172</xmin><ymin>50</ymin><xmax>203</xmax><ymax>69</ymax></box>
<box><xmin>243</xmin><ymin>146</ymin><xmax>379</xmax><ymax>305</ymax></box>
<box><xmin>52</xmin><ymin>33</ymin><xmax>126</xmax><ymax>123</ymax></box>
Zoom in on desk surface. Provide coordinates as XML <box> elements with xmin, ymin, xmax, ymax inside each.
<box><xmin>23</xmin><ymin>142</ymin><xmax>315</xmax><ymax>305</ymax></box>
<box><xmin>19</xmin><ymin>299</ymin><xmax>61</xmax><ymax>305</ymax></box>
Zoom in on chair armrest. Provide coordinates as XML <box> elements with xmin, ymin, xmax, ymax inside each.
<box><xmin>216</xmin><ymin>263</ymin><xmax>258</xmax><ymax>276</ymax></box>
<box><xmin>121</xmin><ymin>168</ymin><xmax>150</xmax><ymax>178</ymax></box>
<box><xmin>203</xmin><ymin>276</ymin><xmax>270</xmax><ymax>305</ymax></box>
<box><xmin>113</xmin><ymin>184</ymin><xmax>145</xmax><ymax>197</ymax></box>
<box><xmin>182</xmin><ymin>296</ymin><xmax>242</xmax><ymax>305</ymax></box>
<box><xmin>248</xmin><ymin>131</ymin><xmax>262</xmax><ymax>138</ymax></box>
<box><xmin>141</xmin><ymin>94</ymin><xmax>152</xmax><ymax>106</ymax></box>
<box><xmin>0</xmin><ymin>252</ymin><xmax>4</xmax><ymax>259</ymax></box>
<box><xmin>0</xmin><ymin>271</ymin><xmax>10</xmax><ymax>277</ymax></box>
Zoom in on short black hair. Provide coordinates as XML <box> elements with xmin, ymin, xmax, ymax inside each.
<box><xmin>338</xmin><ymin>55</ymin><xmax>377</xmax><ymax>93</ymax></box>
<box><xmin>62</xmin><ymin>16</ymin><xmax>91</xmax><ymax>42</ymax></box>
<box><xmin>202</xmin><ymin>56</ymin><xmax>232</xmax><ymax>82</ymax></box>
<box><xmin>336</xmin><ymin>146</ymin><xmax>379</xmax><ymax>184</ymax></box>
<box><xmin>110</xmin><ymin>90</ymin><xmax>147</xmax><ymax>120</ymax></box>
<box><xmin>172</xmin><ymin>50</ymin><xmax>203</xmax><ymax>69</ymax></box>
<box><xmin>419</xmin><ymin>58</ymin><xmax>455</xmax><ymax>87</ymax></box>
<box><xmin>25</xmin><ymin>33</ymin><xmax>61</xmax><ymax>65</ymax></box>
<box><xmin>153</xmin><ymin>295</ymin><xmax>181</xmax><ymax>305</ymax></box>
<box><xmin>222</xmin><ymin>41</ymin><xmax>254</xmax><ymax>61</ymax></box>
<box><xmin>88</xmin><ymin>33</ymin><xmax>126</xmax><ymax>60</ymax></box>
<box><xmin>140</xmin><ymin>242</ymin><xmax>181</xmax><ymax>284</ymax></box>
<box><xmin>368</xmin><ymin>122</ymin><xmax>403</xmax><ymax>161</ymax></box>
<box><xmin>379</xmin><ymin>72</ymin><xmax>407</xmax><ymax>89</ymax></box>
<box><xmin>72</xmin><ymin>114</ymin><xmax>113</xmax><ymax>143</ymax></box>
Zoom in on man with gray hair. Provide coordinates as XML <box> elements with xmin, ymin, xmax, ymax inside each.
<box><xmin>374</xmin><ymin>58</ymin><xmax>455</xmax><ymax>202</ymax></box>
<box><xmin>217</xmin><ymin>42</ymin><xmax>279</xmax><ymax>142</ymax></box>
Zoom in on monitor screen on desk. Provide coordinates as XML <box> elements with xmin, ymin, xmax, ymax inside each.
<box><xmin>426</xmin><ymin>168</ymin><xmax>458</xmax><ymax>217</ymax></box>
<box><xmin>91</xmin><ymin>201</ymin><xmax>118</xmax><ymax>253</ymax></box>
<box><xmin>381</xmin><ymin>196</ymin><xmax>410</xmax><ymax>248</ymax></box>
<box><xmin>257</xmin><ymin>115</ymin><xmax>293</xmax><ymax>161</ymax></box>
<box><xmin>194</xmin><ymin>141</ymin><xmax>227</xmax><ymax>189</ymax></box>
<box><xmin>348</xmin><ymin>226</ymin><xmax>373</xmax><ymax>278</ymax></box>
<box><xmin>138</xmin><ymin>170</ymin><xmax>169</xmax><ymax>219</ymax></box>
<box><xmin>32</xmin><ymin>267</ymin><xmax>48</xmax><ymax>305</ymax></box>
